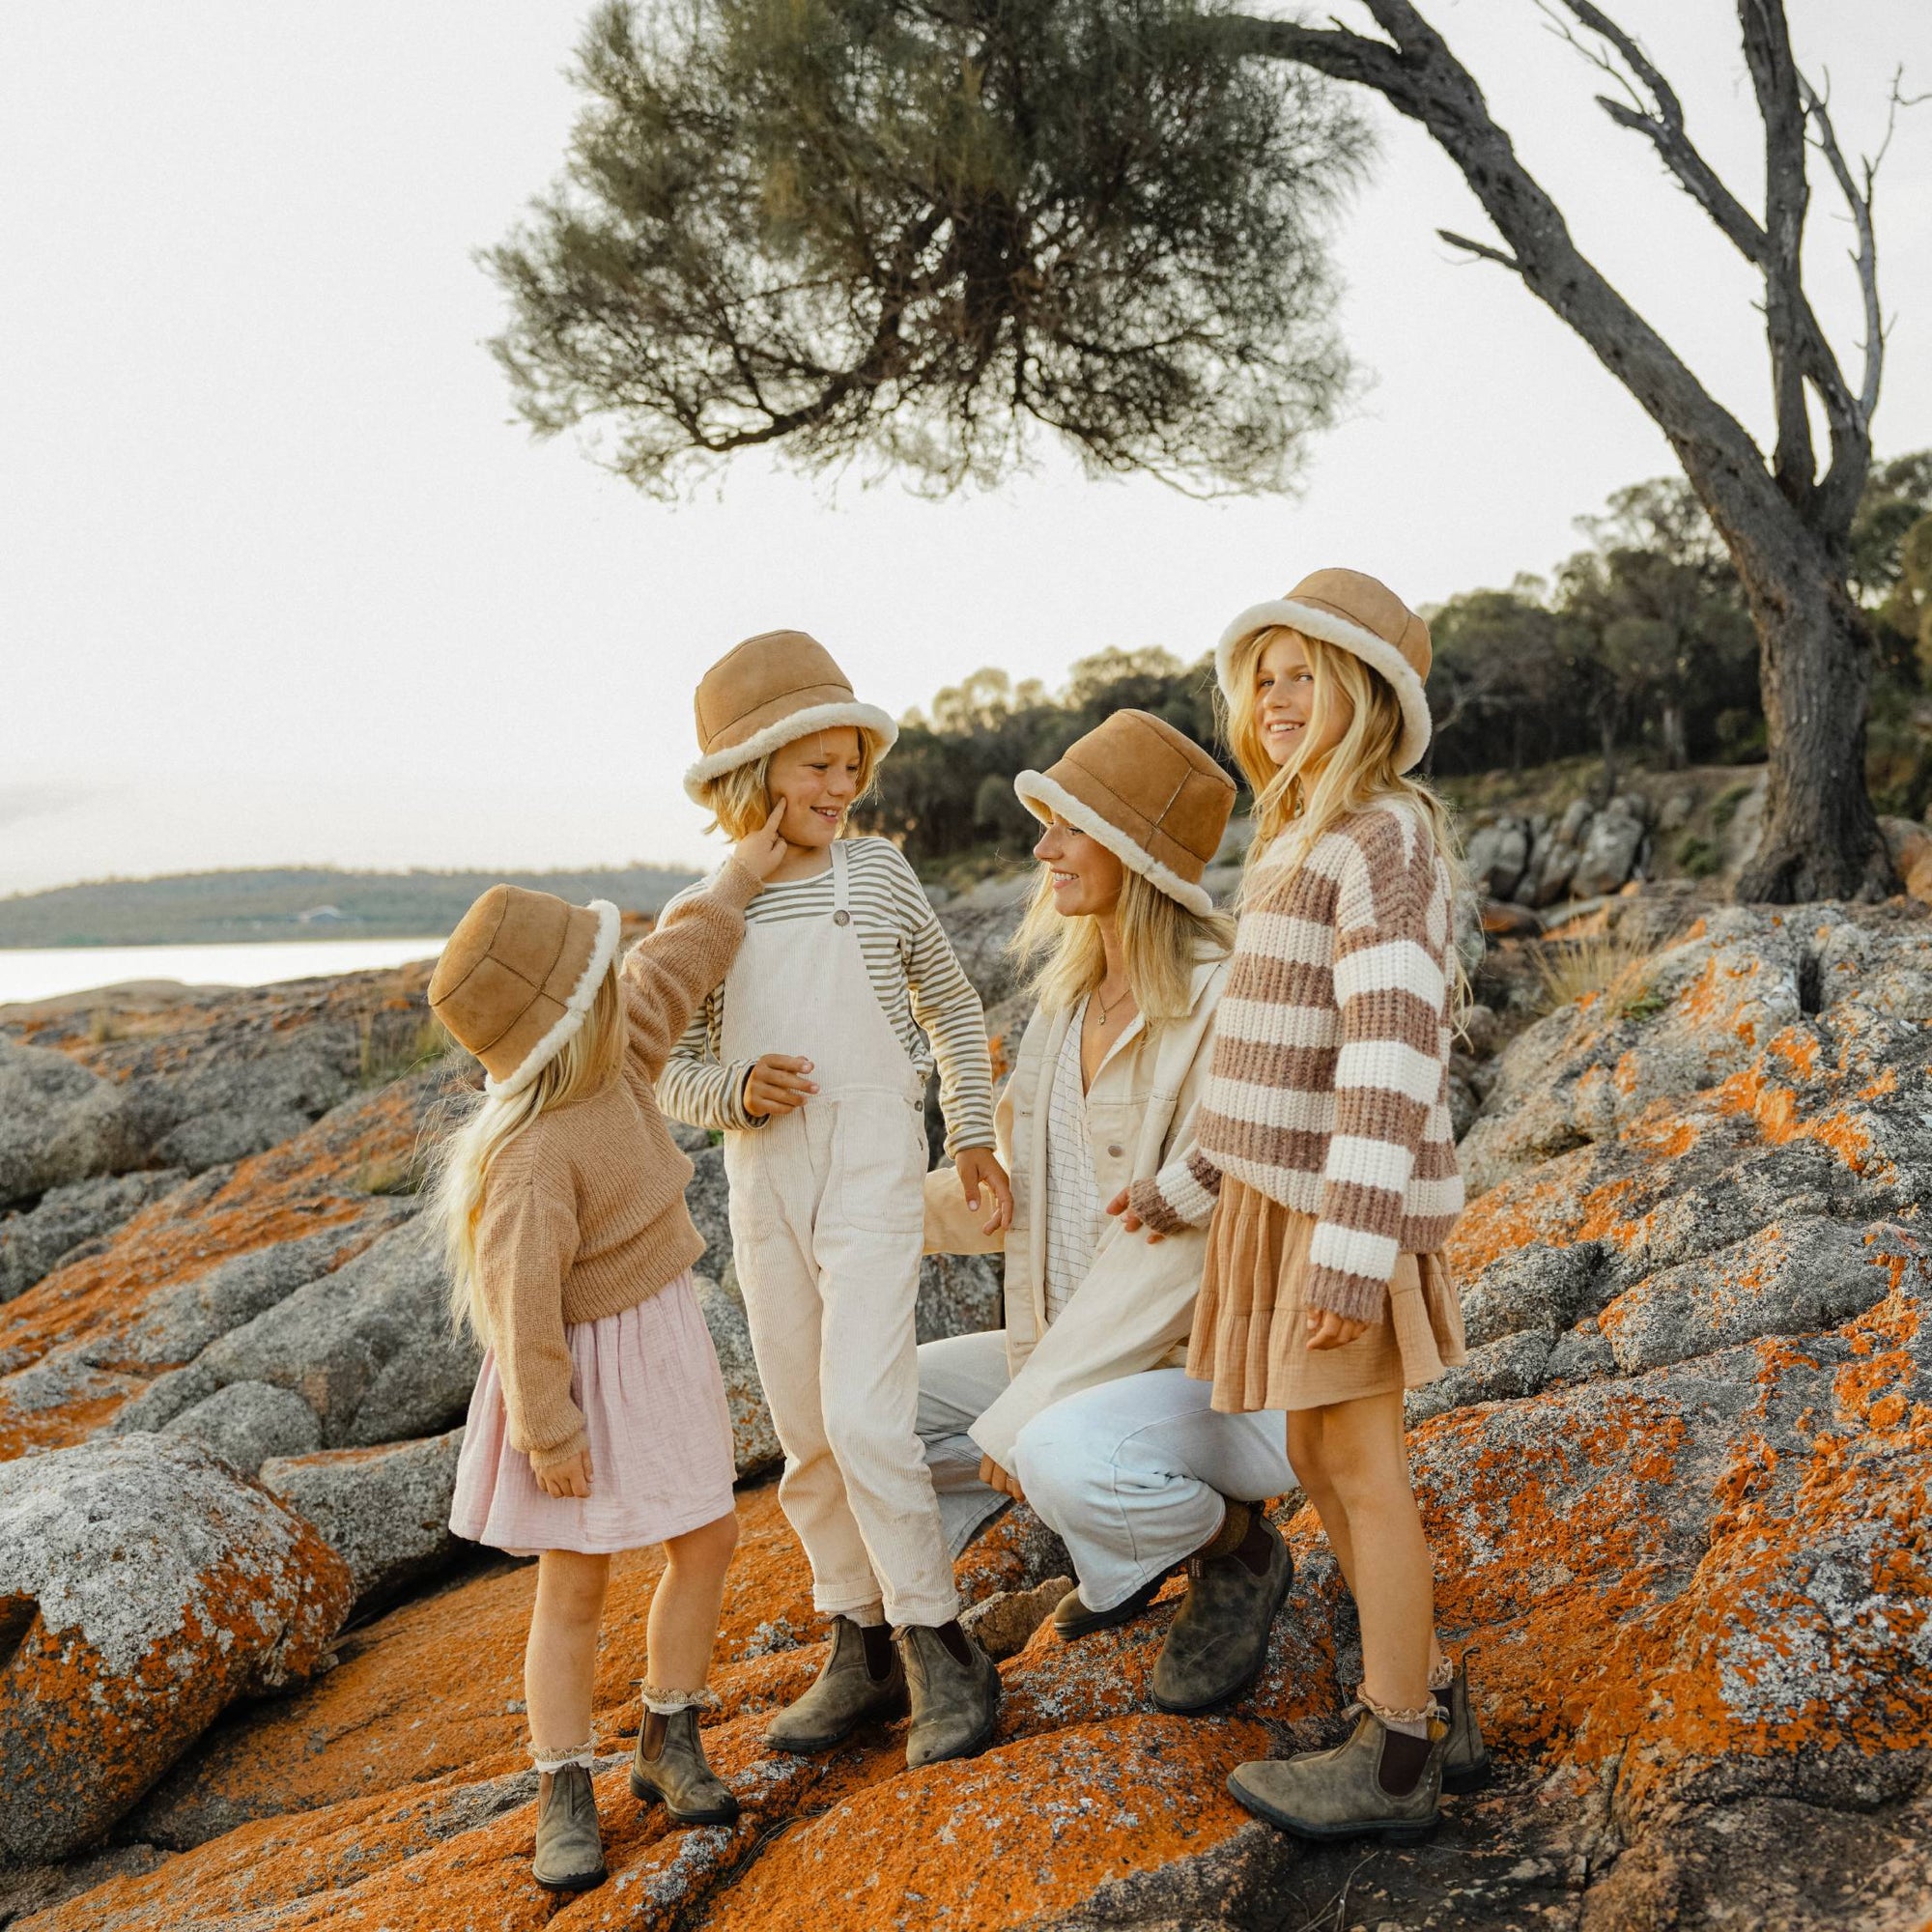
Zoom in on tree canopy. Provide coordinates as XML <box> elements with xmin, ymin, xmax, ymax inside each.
<box><xmin>490</xmin><ymin>0</ymin><xmax>1369</xmax><ymax>496</ymax></box>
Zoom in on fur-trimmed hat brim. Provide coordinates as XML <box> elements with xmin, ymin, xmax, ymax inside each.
<box><xmin>1013</xmin><ymin>769</ymin><xmax>1217</xmax><ymax>917</ymax></box>
<box><xmin>1216</xmin><ymin>601</ymin><xmax>1432</xmax><ymax>774</ymax></box>
<box><xmin>682</xmin><ymin>702</ymin><xmax>899</xmax><ymax>803</ymax></box>
<box><xmin>482</xmin><ymin>900</ymin><xmax>621</xmax><ymax>1099</ymax></box>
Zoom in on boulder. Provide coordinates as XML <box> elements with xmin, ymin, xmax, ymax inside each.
<box><xmin>1464</xmin><ymin>815</ymin><xmax>1532</xmax><ymax>899</ymax></box>
<box><xmin>0</xmin><ymin>1039</ymin><xmax>143</xmax><ymax>1209</ymax></box>
<box><xmin>259</xmin><ymin>1428</ymin><xmax>466</xmax><ymax>1614</ymax></box>
<box><xmin>160</xmin><ymin>1379</ymin><xmax>324</xmax><ymax>1474</ymax></box>
<box><xmin>0</xmin><ymin>1435</ymin><xmax>350</xmax><ymax>1863</ymax></box>
<box><xmin>115</xmin><ymin>1222</ymin><xmax>479</xmax><ymax>1450</ymax></box>
<box><xmin>0</xmin><ymin>1168</ymin><xmax>185</xmax><ymax>1303</ymax></box>
<box><xmin>915</xmin><ymin>1250</ymin><xmax>1003</xmax><ymax>1345</ymax></box>
<box><xmin>1570</xmin><ymin>797</ymin><xmax>1646</xmax><ymax>897</ymax></box>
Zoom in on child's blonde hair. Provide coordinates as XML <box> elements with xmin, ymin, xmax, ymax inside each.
<box><xmin>427</xmin><ymin>964</ymin><xmax>625</xmax><ymax>1342</ymax></box>
<box><xmin>1010</xmin><ymin>862</ymin><xmax>1234</xmax><ymax>1023</ymax></box>
<box><xmin>1222</xmin><ymin>626</ymin><xmax>1467</xmax><ymax>1007</ymax></box>
<box><xmin>697</xmin><ymin>728</ymin><xmax>885</xmax><ymax>840</ymax></box>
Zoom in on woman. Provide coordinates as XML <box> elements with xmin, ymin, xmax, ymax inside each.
<box><xmin>918</xmin><ymin>708</ymin><xmax>1299</xmax><ymax>1714</ymax></box>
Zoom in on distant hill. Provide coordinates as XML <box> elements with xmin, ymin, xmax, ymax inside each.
<box><xmin>0</xmin><ymin>866</ymin><xmax>704</xmax><ymax>948</ymax></box>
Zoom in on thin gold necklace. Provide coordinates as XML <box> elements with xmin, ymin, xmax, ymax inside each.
<box><xmin>1094</xmin><ymin>979</ymin><xmax>1131</xmax><ymax>1023</ymax></box>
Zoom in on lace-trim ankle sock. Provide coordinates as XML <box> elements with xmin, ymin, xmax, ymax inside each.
<box><xmin>845</xmin><ymin>1601</ymin><xmax>887</xmax><ymax>1628</ymax></box>
<box><xmin>1429</xmin><ymin>1657</ymin><xmax>1454</xmax><ymax>1691</ymax></box>
<box><xmin>530</xmin><ymin>1739</ymin><xmax>596</xmax><ymax>1774</ymax></box>
<box><xmin>641</xmin><ymin>1685</ymin><xmax>719</xmax><ymax>1716</ymax></box>
<box><xmin>1357</xmin><ymin>1686</ymin><xmax>1439</xmax><ymax>1740</ymax></box>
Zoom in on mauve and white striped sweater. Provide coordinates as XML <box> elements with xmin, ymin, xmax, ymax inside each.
<box><xmin>1128</xmin><ymin>800</ymin><xmax>1463</xmax><ymax>1323</ymax></box>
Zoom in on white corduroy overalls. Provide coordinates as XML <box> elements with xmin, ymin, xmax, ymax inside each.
<box><xmin>721</xmin><ymin>841</ymin><xmax>958</xmax><ymax>1628</ymax></box>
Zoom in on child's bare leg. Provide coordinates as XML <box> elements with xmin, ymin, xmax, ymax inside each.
<box><xmin>526</xmin><ymin>1550</ymin><xmax>611</xmax><ymax>1756</ymax></box>
<box><xmin>1301</xmin><ymin>1392</ymin><xmax>1433</xmax><ymax>1715</ymax></box>
<box><xmin>646</xmin><ymin>1511</ymin><xmax>740</xmax><ymax>1692</ymax></box>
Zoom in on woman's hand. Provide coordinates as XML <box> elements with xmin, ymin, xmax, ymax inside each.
<box><xmin>535</xmin><ymin>1448</ymin><xmax>593</xmax><ymax>1498</ymax></box>
<box><xmin>978</xmin><ymin>1453</ymin><xmax>1026</xmax><ymax>1503</ymax></box>
<box><xmin>1103</xmin><ymin>1186</ymin><xmax>1165</xmax><ymax>1244</ymax></box>
<box><xmin>743</xmin><ymin>1054</ymin><xmax>816</xmax><ymax>1118</ymax></box>
<box><xmin>955</xmin><ymin>1147</ymin><xmax>1013</xmax><ymax>1236</ymax></box>
<box><xmin>1305</xmin><ymin>1308</ymin><xmax>1369</xmax><ymax>1351</ymax></box>
<box><xmin>731</xmin><ymin>803</ymin><xmax>791</xmax><ymax>883</ymax></box>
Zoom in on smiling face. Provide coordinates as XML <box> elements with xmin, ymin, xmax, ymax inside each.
<box><xmin>1253</xmin><ymin>629</ymin><xmax>1351</xmax><ymax>771</ymax></box>
<box><xmin>765</xmin><ymin>727</ymin><xmax>867</xmax><ymax>849</ymax></box>
<box><xmin>1033</xmin><ymin>814</ymin><xmax>1126</xmax><ymax>919</ymax></box>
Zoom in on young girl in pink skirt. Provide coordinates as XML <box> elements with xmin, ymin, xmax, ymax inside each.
<box><xmin>428</xmin><ymin>810</ymin><xmax>785</xmax><ymax>1892</ymax></box>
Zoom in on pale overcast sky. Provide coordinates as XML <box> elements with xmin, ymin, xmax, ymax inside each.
<box><xmin>2</xmin><ymin>1</ymin><xmax>1927</xmax><ymax>897</ymax></box>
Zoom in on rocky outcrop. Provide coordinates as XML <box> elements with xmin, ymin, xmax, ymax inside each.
<box><xmin>0</xmin><ymin>1435</ymin><xmax>351</xmax><ymax>1865</ymax></box>
<box><xmin>0</xmin><ymin>1039</ymin><xmax>144</xmax><ymax>1208</ymax></box>
<box><xmin>0</xmin><ymin>1169</ymin><xmax>187</xmax><ymax>1304</ymax></box>
<box><xmin>12</xmin><ymin>904</ymin><xmax>1932</xmax><ymax>1928</ymax></box>
<box><xmin>259</xmin><ymin>1429</ymin><xmax>467</xmax><ymax>1615</ymax></box>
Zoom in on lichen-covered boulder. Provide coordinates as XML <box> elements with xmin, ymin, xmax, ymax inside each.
<box><xmin>0</xmin><ymin>1435</ymin><xmax>351</xmax><ymax>1863</ymax></box>
<box><xmin>0</xmin><ymin>1039</ymin><xmax>143</xmax><ymax>1209</ymax></box>
<box><xmin>259</xmin><ymin>1427</ymin><xmax>466</xmax><ymax>1614</ymax></box>
<box><xmin>0</xmin><ymin>1168</ymin><xmax>186</xmax><ymax>1304</ymax></box>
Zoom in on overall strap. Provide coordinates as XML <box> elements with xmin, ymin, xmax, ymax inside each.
<box><xmin>830</xmin><ymin>838</ymin><xmax>852</xmax><ymax>920</ymax></box>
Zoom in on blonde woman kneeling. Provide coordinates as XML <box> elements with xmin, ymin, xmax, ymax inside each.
<box><xmin>919</xmin><ymin>708</ymin><xmax>1298</xmax><ymax>1714</ymax></box>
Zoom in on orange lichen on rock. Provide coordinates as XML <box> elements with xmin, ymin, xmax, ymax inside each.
<box><xmin>695</xmin><ymin>1716</ymin><xmax>1273</xmax><ymax>1932</ymax></box>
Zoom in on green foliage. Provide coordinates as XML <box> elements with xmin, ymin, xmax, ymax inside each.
<box><xmin>487</xmin><ymin>0</ymin><xmax>1369</xmax><ymax>495</ymax></box>
<box><xmin>856</xmin><ymin>645</ymin><xmax>1225</xmax><ymax>863</ymax></box>
<box><xmin>1673</xmin><ymin>834</ymin><xmax>1721</xmax><ymax>879</ymax></box>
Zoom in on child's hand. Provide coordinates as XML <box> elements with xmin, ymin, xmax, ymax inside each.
<box><xmin>536</xmin><ymin>1448</ymin><xmax>593</xmax><ymax>1498</ymax></box>
<box><xmin>1103</xmin><ymin>1186</ymin><xmax>1165</xmax><ymax>1244</ymax></box>
<box><xmin>978</xmin><ymin>1453</ymin><xmax>1026</xmax><ymax>1503</ymax></box>
<box><xmin>1305</xmin><ymin>1309</ymin><xmax>1369</xmax><ymax>1351</ymax></box>
<box><xmin>955</xmin><ymin>1148</ymin><xmax>1012</xmax><ymax>1236</ymax></box>
<box><xmin>743</xmin><ymin>1054</ymin><xmax>816</xmax><ymax>1118</ymax></box>
<box><xmin>731</xmin><ymin>804</ymin><xmax>790</xmax><ymax>883</ymax></box>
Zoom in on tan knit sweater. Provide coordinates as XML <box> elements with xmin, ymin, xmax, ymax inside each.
<box><xmin>472</xmin><ymin>861</ymin><xmax>760</xmax><ymax>1471</ymax></box>
<box><xmin>1129</xmin><ymin>801</ymin><xmax>1463</xmax><ymax>1323</ymax></box>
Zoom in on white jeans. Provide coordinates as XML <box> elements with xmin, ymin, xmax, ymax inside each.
<box><xmin>916</xmin><ymin>1331</ymin><xmax>1297</xmax><ymax>1613</ymax></box>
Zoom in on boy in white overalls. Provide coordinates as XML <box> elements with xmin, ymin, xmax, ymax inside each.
<box><xmin>660</xmin><ymin>630</ymin><xmax>1013</xmax><ymax>1769</ymax></box>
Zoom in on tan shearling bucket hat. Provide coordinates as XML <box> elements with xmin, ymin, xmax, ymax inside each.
<box><xmin>1013</xmin><ymin>709</ymin><xmax>1236</xmax><ymax>917</ymax></box>
<box><xmin>428</xmin><ymin>886</ymin><xmax>620</xmax><ymax>1097</ymax></box>
<box><xmin>1216</xmin><ymin>568</ymin><xmax>1434</xmax><ymax>773</ymax></box>
<box><xmin>684</xmin><ymin>629</ymin><xmax>898</xmax><ymax>803</ymax></box>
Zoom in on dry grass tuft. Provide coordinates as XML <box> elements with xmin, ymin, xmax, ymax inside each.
<box><xmin>1531</xmin><ymin>923</ymin><xmax>1673</xmax><ymax>1019</ymax></box>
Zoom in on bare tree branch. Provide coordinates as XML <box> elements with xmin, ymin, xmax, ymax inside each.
<box><xmin>1545</xmin><ymin>1</ymin><xmax>1769</xmax><ymax>265</ymax></box>
<box><xmin>1438</xmin><ymin>228</ymin><xmax>1520</xmax><ymax>270</ymax></box>
<box><xmin>1798</xmin><ymin>66</ymin><xmax>1920</xmax><ymax>425</ymax></box>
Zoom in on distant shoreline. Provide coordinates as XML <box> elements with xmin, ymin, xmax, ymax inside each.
<box><xmin>0</xmin><ymin>864</ymin><xmax>699</xmax><ymax>950</ymax></box>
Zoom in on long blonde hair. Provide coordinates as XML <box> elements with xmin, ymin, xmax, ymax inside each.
<box><xmin>1009</xmin><ymin>861</ymin><xmax>1234</xmax><ymax>1023</ymax></box>
<box><xmin>1222</xmin><ymin>625</ymin><xmax>1467</xmax><ymax>1010</ymax></box>
<box><xmin>427</xmin><ymin>965</ymin><xmax>625</xmax><ymax>1342</ymax></box>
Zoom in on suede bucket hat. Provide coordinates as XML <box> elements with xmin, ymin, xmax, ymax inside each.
<box><xmin>428</xmin><ymin>886</ymin><xmax>620</xmax><ymax>1098</ymax></box>
<box><xmin>1013</xmin><ymin>709</ymin><xmax>1236</xmax><ymax>917</ymax></box>
<box><xmin>1216</xmin><ymin>568</ymin><xmax>1434</xmax><ymax>774</ymax></box>
<box><xmin>684</xmin><ymin>629</ymin><xmax>898</xmax><ymax>803</ymax></box>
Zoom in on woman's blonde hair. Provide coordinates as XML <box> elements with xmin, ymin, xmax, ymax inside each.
<box><xmin>1010</xmin><ymin>854</ymin><xmax>1234</xmax><ymax>1024</ymax></box>
<box><xmin>426</xmin><ymin>963</ymin><xmax>625</xmax><ymax>1342</ymax></box>
<box><xmin>1221</xmin><ymin>625</ymin><xmax>1467</xmax><ymax>1010</ymax></box>
<box><xmin>697</xmin><ymin>727</ymin><xmax>885</xmax><ymax>840</ymax></box>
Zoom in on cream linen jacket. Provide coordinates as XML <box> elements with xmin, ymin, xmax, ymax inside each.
<box><xmin>923</xmin><ymin>954</ymin><xmax>1230</xmax><ymax>1467</ymax></box>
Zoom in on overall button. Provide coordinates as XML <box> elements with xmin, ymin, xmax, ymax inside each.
<box><xmin>832</xmin><ymin>909</ymin><xmax>851</xmax><ymax>925</ymax></box>
<box><xmin>1107</xmin><ymin>1144</ymin><xmax>1123</xmax><ymax>1158</ymax></box>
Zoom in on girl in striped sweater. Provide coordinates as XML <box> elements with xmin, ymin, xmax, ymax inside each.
<box><xmin>1119</xmin><ymin>569</ymin><xmax>1485</xmax><ymax>1841</ymax></box>
<box><xmin>661</xmin><ymin>630</ymin><xmax>1010</xmax><ymax>1774</ymax></box>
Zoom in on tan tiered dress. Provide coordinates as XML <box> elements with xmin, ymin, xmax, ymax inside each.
<box><xmin>1187</xmin><ymin>1179</ymin><xmax>1465</xmax><ymax>1414</ymax></box>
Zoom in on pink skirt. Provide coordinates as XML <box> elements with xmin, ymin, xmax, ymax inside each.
<box><xmin>449</xmin><ymin>1270</ymin><xmax>738</xmax><ymax>1555</ymax></box>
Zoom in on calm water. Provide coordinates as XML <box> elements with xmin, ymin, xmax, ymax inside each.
<box><xmin>0</xmin><ymin>938</ymin><xmax>447</xmax><ymax>1007</ymax></box>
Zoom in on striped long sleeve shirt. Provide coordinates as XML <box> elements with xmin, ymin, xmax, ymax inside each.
<box><xmin>657</xmin><ymin>837</ymin><xmax>998</xmax><ymax>1155</ymax></box>
<box><xmin>1129</xmin><ymin>801</ymin><xmax>1463</xmax><ymax>1322</ymax></box>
